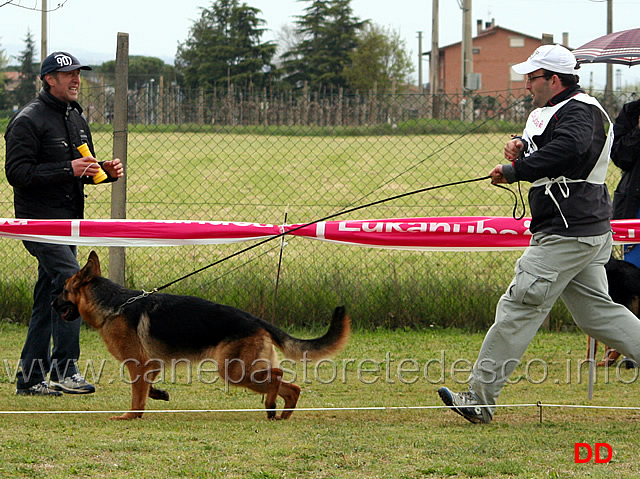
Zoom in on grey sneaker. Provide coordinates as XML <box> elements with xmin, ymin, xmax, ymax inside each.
<box><xmin>16</xmin><ymin>381</ymin><xmax>63</xmax><ymax>397</ymax></box>
<box><xmin>50</xmin><ymin>373</ymin><xmax>96</xmax><ymax>395</ymax></box>
<box><xmin>438</xmin><ymin>387</ymin><xmax>491</xmax><ymax>424</ymax></box>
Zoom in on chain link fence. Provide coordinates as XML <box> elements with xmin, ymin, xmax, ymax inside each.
<box><xmin>0</xmin><ymin>81</ymin><xmax>633</xmax><ymax>330</ymax></box>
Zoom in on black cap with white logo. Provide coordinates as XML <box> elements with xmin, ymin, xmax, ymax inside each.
<box><xmin>40</xmin><ymin>51</ymin><xmax>92</xmax><ymax>79</ymax></box>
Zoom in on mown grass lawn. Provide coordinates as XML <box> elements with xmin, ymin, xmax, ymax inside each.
<box><xmin>1</xmin><ymin>321</ymin><xmax>639</xmax><ymax>478</ymax></box>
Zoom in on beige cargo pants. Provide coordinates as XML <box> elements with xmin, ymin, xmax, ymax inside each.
<box><xmin>469</xmin><ymin>232</ymin><xmax>640</xmax><ymax>418</ymax></box>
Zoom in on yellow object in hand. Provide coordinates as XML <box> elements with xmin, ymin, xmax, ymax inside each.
<box><xmin>77</xmin><ymin>143</ymin><xmax>108</xmax><ymax>184</ymax></box>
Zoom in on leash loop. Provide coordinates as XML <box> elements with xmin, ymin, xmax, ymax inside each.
<box><xmin>493</xmin><ymin>181</ymin><xmax>526</xmax><ymax>221</ymax></box>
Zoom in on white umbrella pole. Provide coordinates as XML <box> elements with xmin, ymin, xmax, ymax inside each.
<box><xmin>588</xmin><ymin>336</ymin><xmax>596</xmax><ymax>400</ymax></box>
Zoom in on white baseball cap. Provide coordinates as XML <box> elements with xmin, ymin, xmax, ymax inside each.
<box><xmin>512</xmin><ymin>44</ymin><xmax>578</xmax><ymax>75</ymax></box>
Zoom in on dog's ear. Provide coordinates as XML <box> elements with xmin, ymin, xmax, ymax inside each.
<box><xmin>82</xmin><ymin>250</ymin><xmax>102</xmax><ymax>278</ymax></box>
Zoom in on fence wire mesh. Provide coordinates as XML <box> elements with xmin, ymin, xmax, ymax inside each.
<box><xmin>0</xmin><ymin>84</ymin><xmax>632</xmax><ymax>330</ymax></box>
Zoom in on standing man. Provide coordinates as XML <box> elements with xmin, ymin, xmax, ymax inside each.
<box><xmin>437</xmin><ymin>44</ymin><xmax>640</xmax><ymax>423</ymax></box>
<box><xmin>5</xmin><ymin>51</ymin><xmax>124</xmax><ymax>396</ymax></box>
<box><xmin>610</xmin><ymin>97</ymin><xmax>640</xmax><ymax>266</ymax></box>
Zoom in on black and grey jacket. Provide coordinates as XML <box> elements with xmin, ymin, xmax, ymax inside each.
<box><xmin>611</xmin><ymin>99</ymin><xmax>640</xmax><ymax>220</ymax></box>
<box><xmin>4</xmin><ymin>89</ymin><xmax>114</xmax><ymax>219</ymax></box>
<box><xmin>502</xmin><ymin>86</ymin><xmax>612</xmax><ymax>237</ymax></box>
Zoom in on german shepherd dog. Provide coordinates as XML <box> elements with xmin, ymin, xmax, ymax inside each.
<box><xmin>586</xmin><ymin>258</ymin><xmax>640</xmax><ymax>367</ymax></box>
<box><xmin>53</xmin><ymin>251</ymin><xmax>350</xmax><ymax>420</ymax></box>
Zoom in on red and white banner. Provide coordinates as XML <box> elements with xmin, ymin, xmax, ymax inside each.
<box><xmin>0</xmin><ymin>217</ymin><xmax>639</xmax><ymax>251</ymax></box>
<box><xmin>287</xmin><ymin>217</ymin><xmax>532</xmax><ymax>250</ymax></box>
<box><xmin>0</xmin><ymin>219</ymin><xmax>281</xmax><ymax>247</ymax></box>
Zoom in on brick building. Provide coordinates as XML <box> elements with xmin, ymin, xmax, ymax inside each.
<box><xmin>429</xmin><ymin>20</ymin><xmax>568</xmax><ymax>94</ymax></box>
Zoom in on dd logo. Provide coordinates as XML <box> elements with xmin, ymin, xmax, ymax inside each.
<box><xmin>574</xmin><ymin>443</ymin><xmax>612</xmax><ymax>463</ymax></box>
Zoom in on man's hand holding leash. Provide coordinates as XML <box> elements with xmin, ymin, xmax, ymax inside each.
<box><xmin>490</xmin><ymin>138</ymin><xmax>525</xmax><ymax>185</ymax></box>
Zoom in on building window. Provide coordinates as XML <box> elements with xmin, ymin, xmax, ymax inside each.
<box><xmin>510</xmin><ymin>37</ymin><xmax>525</xmax><ymax>48</ymax></box>
<box><xmin>510</xmin><ymin>67</ymin><xmax>525</xmax><ymax>82</ymax></box>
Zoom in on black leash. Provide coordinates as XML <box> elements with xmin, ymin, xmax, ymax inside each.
<box><xmin>494</xmin><ymin>181</ymin><xmax>526</xmax><ymax>220</ymax></box>
<box><xmin>139</xmin><ymin>175</ymin><xmax>493</xmax><ymax>296</ymax></box>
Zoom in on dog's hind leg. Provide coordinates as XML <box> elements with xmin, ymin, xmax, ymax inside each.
<box><xmin>243</xmin><ymin>368</ymin><xmax>301</xmax><ymax>420</ymax></box>
<box><xmin>144</xmin><ymin>368</ymin><xmax>170</xmax><ymax>401</ymax></box>
<box><xmin>597</xmin><ymin>348</ymin><xmax>621</xmax><ymax>367</ymax></box>
<box><xmin>149</xmin><ymin>386</ymin><xmax>170</xmax><ymax>401</ymax></box>
<box><xmin>278</xmin><ymin>382</ymin><xmax>301</xmax><ymax>420</ymax></box>
<box><xmin>246</xmin><ymin>368</ymin><xmax>285</xmax><ymax>420</ymax></box>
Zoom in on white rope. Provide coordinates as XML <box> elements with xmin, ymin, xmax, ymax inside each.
<box><xmin>2</xmin><ymin>402</ymin><xmax>638</xmax><ymax>416</ymax></box>
<box><xmin>539</xmin><ymin>403</ymin><xmax>640</xmax><ymax>410</ymax></box>
<box><xmin>80</xmin><ymin>164</ymin><xmax>92</xmax><ymax>178</ymax></box>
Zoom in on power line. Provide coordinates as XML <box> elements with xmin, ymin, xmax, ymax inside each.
<box><xmin>2</xmin><ymin>0</ymin><xmax>68</xmax><ymax>12</ymax></box>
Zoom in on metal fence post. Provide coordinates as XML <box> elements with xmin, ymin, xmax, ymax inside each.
<box><xmin>109</xmin><ymin>32</ymin><xmax>129</xmax><ymax>286</ymax></box>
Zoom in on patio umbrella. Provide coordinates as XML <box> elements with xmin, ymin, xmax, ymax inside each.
<box><xmin>573</xmin><ymin>28</ymin><xmax>640</xmax><ymax>66</ymax></box>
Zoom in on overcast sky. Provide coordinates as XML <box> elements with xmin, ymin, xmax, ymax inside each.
<box><xmin>1</xmin><ymin>0</ymin><xmax>639</xmax><ymax>90</ymax></box>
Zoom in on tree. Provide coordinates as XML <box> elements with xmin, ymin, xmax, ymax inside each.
<box><xmin>0</xmin><ymin>38</ymin><xmax>8</xmax><ymax>70</ymax></box>
<box><xmin>343</xmin><ymin>23</ymin><xmax>415</xmax><ymax>93</ymax></box>
<box><xmin>273</xmin><ymin>23</ymin><xmax>305</xmax><ymax>69</ymax></box>
<box><xmin>175</xmin><ymin>0</ymin><xmax>276</xmax><ymax>90</ymax></box>
<box><xmin>281</xmin><ymin>0</ymin><xmax>365</xmax><ymax>91</ymax></box>
<box><xmin>12</xmin><ymin>29</ymin><xmax>38</xmax><ymax>108</ymax></box>
<box><xmin>0</xmin><ymin>36</ymin><xmax>10</xmax><ymax>109</ymax></box>
<box><xmin>98</xmin><ymin>56</ymin><xmax>176</xmax><ymax>90</ymax></box>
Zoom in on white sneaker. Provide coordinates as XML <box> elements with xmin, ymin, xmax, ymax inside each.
<box><xmin>438</xmin><ymin>387</ymin><xmax>491</xmax><ymax>424</ymax></box>
<box><xmin>50</xmin><ymin>373</ymin><xmax>96</xmax><ymax>394</ymax></box>
<box><xmin>16</xmin><ymin>381</ymin><xmax>63</xmax><ymax>397</ymax></box>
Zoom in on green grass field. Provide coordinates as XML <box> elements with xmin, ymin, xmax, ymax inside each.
<box><xmin>1</xmin><ymin>322</ymin><xmax>639</xmax><ymax>478</ymax></box>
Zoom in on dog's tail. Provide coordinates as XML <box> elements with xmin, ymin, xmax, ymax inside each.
<box><xmin>268</xmin><ymin>306</ymin><xmax>351</xmax><ymax>361</ymax></box>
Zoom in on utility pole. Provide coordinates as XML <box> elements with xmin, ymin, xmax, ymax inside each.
<box><xmin>461</xmin><ymin>0</ymin><xmax>473</xmax><ymax>92</ymax></box>
<box><xmin>417</xmin><ymin>31</ymin><xmax>423</xmax><ymax>93</ymax></box>
<box><xmin>430</xmin><ymin>0</ymin><xmax>439</xmax><ymax>96</ymax></box>
<box><xmin>41</xmin><ymin>0</ymin><xmax>47</xmax><ymax>62</ymax></box>
<box><xmin>605</xmin><ymin>0</ymin><xmax>613</xmax><ymax>97</ymax></box>
<box><xmin>461</xmin><ymin>0</ymin><xmax>473</xmax><ymax>120</ymax></box>
<box><xmin>37</xmin><ymin>0</ymin><xmax>47</xmax><ymax>94</ymax></box>
<box><xmin>430</xmin><ymin>0</ymin><xmax>440</xmax><ymax>119</ymax></box>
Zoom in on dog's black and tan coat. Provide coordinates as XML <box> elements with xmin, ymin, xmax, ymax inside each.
<box><xmin>54</xmin><ymin>251</ymin><xmax>350</xmax><ymax>420</ymax></box>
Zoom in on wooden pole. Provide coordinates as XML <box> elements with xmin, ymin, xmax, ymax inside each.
<box><xmin>41</xmin><ymin>0</ymin><xmax>47</xmax><ymax>61</ymax></box>
<box><xmin>430</xmin><ymin>0</ymin><xmax>439</xmax><ymax>96</ymax></box>
<box><xmin>109</xmin><ymin>33</ymin><xmax>129</xmax><ymax>286</ymax></box>
<box><xmin>605</xmin><ymin>0</ymin><xmax>613</xmax><ymax>97</ymax></box>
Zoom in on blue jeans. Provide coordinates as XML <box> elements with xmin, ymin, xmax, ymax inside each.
<box><xmin>16</xmin><ymin>242</ymin><xmax>81</xmax><ymax>389</ymax></box>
